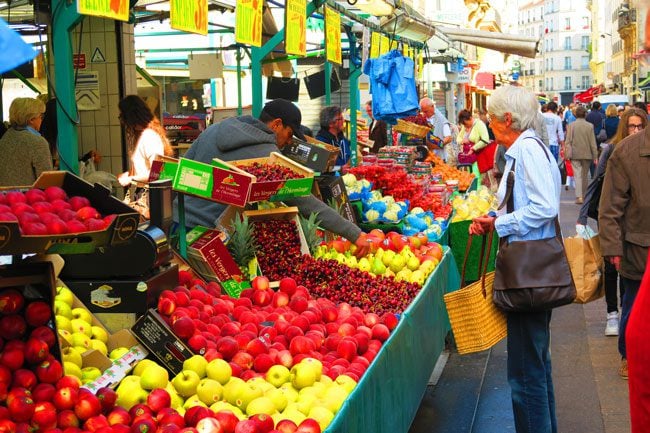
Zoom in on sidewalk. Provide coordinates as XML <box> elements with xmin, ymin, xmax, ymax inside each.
<box><xmin>408</xmin><ymin>187</ymin><xmax>630</xmax><ymax>433</ymax></box>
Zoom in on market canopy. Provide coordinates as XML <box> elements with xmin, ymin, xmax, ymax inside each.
<box><xmin>435</xmin><ymin>26</ymin><xmax>540</xmax><ymax>58</ymax></box>
<box><xmin>573</xmin><ymin>85</ymin><xmax>603</xmax><ymax>103</ymax></box>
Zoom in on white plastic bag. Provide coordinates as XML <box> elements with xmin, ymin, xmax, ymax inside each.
<box><xmin>576</xmin><ymin>224</ymin><xmax>597</xmax><ymax>240</ymax></box>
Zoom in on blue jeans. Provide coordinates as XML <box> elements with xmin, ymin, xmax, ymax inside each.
<box><xmin>507</xmin><ymin>310</ymin><xmax>557</xmax><ymax>433</ymax></box>
<box><xmin>549</xmin><ymin>145</ymin><xmax>559</xmax><ymax>162</ymax></box>
<box><xmin>619</xmin><ymin>276</ymin><xmax>641</xmax><ymax>359</ymax></box>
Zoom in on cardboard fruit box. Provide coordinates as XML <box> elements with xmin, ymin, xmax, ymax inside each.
<box><xmin>185</xmin><ymin>226</ymin><xmax>243</xmax><ymax>285</ymax></box>
<box><xmin>0</xmin><ymin>171</ymin><xmax>140</xmax><ymax>255</ymax></box>
<box><xmin>148</xmin><ymin>155</ymin><xmax>180</xmax><ymax>182</ymax></box>
<box><xmin>282</xmin><ymin>137</ymin><xmax>339</xmax><ymax>173</ymax></box>
<box><xmin>131</xmin><ymin>309</ymin><xmax>195</xmax><ymax>375</ymax></box>
<box><xmin>243</xmin><ymin>207</ymin><xmax>311</xmax><ymax>288</ymax></box>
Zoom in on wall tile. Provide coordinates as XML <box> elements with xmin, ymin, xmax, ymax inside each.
<box><xmin>94</xmin><ymin>106</ymin><xmax>109</xmax><ymax>126</ymax></box>
<box><xmin>95</xmin><ymin>126</ymin><xmax>110</xmax><ymax>158</ymax></box>
<box><xmin>110</xmin><ymin>125</ymin><xmax>123</xmax><ymax>156</ymax></box>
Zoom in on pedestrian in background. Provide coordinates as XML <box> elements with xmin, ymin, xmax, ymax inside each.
<box><xmin>565</xmin><ymin>106</ymin><xmax>598</xmax><ymax>204</ymax></box>
<box><xmin>599</xmin><ymin>109</ymin><xmax>650</xmax><ymax>380</ymax></box>
<box><xmin>0</xmin><ymin>97</ymin><xmax>52</xmax><ymax>186</ymax></box>
<box><xmin>316</xmin><ymin>105</ymin><xmax>351</xmax><ymax>170</ymax></box>
<box><xmin>578</xmin><ymin>107</ymin><xmax>648</xmax><ymax>337</ymax></box>
<box><xmin>419</xmin><ymin>97</ymin><xmax>453</xmax><ymax>162</ymax></box>
<box><xmin>470</xmin><ymin>85</ymin><xmax>562</xmax><ymax>433</ymax></box>
<box><xmin>542</xmin><ymin>101</ymin><xmax>564</xmax><ymax>161</ymax></box>
<box><xmin>604</xmin><ymin>104</ymin><xmax>620</xmax><ymax>142</ymax></box>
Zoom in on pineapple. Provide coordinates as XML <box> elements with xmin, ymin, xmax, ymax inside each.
<box><xmin>226</xmin><ymin>213</ymin><xmax>256</xmax><ymax>279</ymax></box>
<box><xmin>300</xmin><ymin>212</ymin><xmax>323</xmax><ymax>255</ymax></box>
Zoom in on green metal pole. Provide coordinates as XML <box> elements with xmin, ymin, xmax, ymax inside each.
<box><xmin>52</xmin><ymin>0</ymin><xmax>83</xmax><ymax>174</ymax></box>
<box><xmin>236</xmin><ymin>46</ymin><xmax>243</xmax><ymax>115</ymax></box>
<box><xmin>251</xmin><ymin>0</ymin><xmax>323</xmax><ymax>116</ymax></box>
<box><xmin>325</xmin><ymin>61</ymin><xmax>332</xmax><ymax>105</ymax></box>
<box><xmin>349</xmin><ymin>66</ymin><xmax>361</xmax><ymax>167</ymax></box>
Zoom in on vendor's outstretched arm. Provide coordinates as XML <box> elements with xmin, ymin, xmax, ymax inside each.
<box><xmin>285</xmin><ymin>195</ymin><xmax>362</xmax><ymax>243</ymax></box>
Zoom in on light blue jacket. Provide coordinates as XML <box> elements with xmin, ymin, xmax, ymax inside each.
<box><xmin>494</xmin><ymin>129</ymin><xmax>562</xmax><ymax>242</ymax></box>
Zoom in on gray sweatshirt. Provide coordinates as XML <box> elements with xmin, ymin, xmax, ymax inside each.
<box><xmin>173</xmin><ymin>116</ymin><xmax>362</xmax><ymax>242</ymax></box>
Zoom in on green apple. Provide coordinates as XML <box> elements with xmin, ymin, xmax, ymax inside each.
<box><xmin>55</xmin><ymin>316</ymin><xmax>73</xmax><ymax>332</ymax></box>
<box><xmin>70</xmin><ymin>332</ymin><xmax>91</xmax><ymax>350</ymax></box>
<box><xmin>235</xmin><ymin>383</ymin><xmax>263</xmax><ymax>412</ymax></box>
<box><xmin>182</xmin><ymin>394</ymin><xmax>207</xmax><ymax>409</ymax></box>
<box><xmin>294</xmin><ymin>393</ymin><xmax>317</xmax><ymax>416</ymax></box>
<box><xmin>56</xmin><ymin>286</ymin><xmax>75</xmax><ymax>306</ymax></box>
<box><xmin>89</xmin><ymin>340</ymin><xmax>108</xmax><ymax>355</ymax></box>
<box><xmin>280</xmin><ymin>406</ymin><xmax>307</xmax><ymax>426</ymax></box>
<box><xmin>183</xmin><ymin>355</ymin><xmax>208</xmax><ymax>378</ymax></box>
<box><xmin>91</xmin><ymin>326</ymin><xmax>109</xmax><ymax>343</ymax></box>
<box><xmin>196</xmin><ymin>378</ymin><xmax>223</xmax><ymax>405</ymax></box>
<box><xmin>266</xmin><ymin>365</ymin><xmax>291</xmax><ymax>387</ymax></box>
<box><xmin>246</xmin><ymin>377</ymin><xmax>274</xmax><ymax>393</ymax></box>
<box><xmin>71</xmin><ymin>307</ymin><xmax>93</xmax><ymax>324</ymax></box>
<box><xmin>279</xmin><ymin>383</ymin><xmax>299</xmax><ymax>402</ymax></box>
<box><xmin>205</xmin><ymin>359</ymin><xmax>232</xmax><ymax>385</ymax></box>
<box><xmin>407</xmin><ymin>256</ymin><xmax>421</xmax><ymax>271</ymax></box>
<box><xmin>321</xmin><ymin>385</ymin><xmax>350</xmax><ymax>414</ymax></box>
<box><xmin>172</xmin><ymin>370</ymin><xmax>201</xmax><ymax>397</ymax></box>
<box><xmin>264</xmin><ymin>388</ymin><xmax>288</xmax><ymax>412</ymax></box>
<box><xmin>299</xmin><ymin>358</ymin><xmax>322</xmax><ymax>380</ymax></box>
<box><xmin>209</xmin><ymin>401</ymin><xmax>245</xmax><ymax>419</ymax></box>
<box><xmin>62</xmin><ymin>347</ymin><xmax>83</xmax><ymax>367</ymax></box>
<box><xmin>133</xmin><ymin>359</ymin><xmax>159</xmax><ymax>376</ymax></box>
<box><xmin>334</xmin><ymin>374</ymin><xmax>357</xmax><ymax>393</ymax></box>
<box><xmin>54</xmin><ymin>300</ymin><xmax>73</xmax><ymax>319</ymax></box>
<box><xmin>81</xmin><ymin>366</ymin><xmax>102</xmax><ymax>383</ymax></box>
<box><xmin>109</xmin><ymin>347</ymin><xmax>130</xmax><ymax>361</ymax></box>
<box><xmin>63</xmin><ymin>361</ymin><xmax>83</xmax><ymax>379</ymax></box>
<box><xmin>290</xmin><ymin>363</ymin><xmax>317</xmax><ymax>390</ymax></box>
<box><xmin>165</xmin><ymin>382</ymin><xmax>185</xmax><ymax>410</ymax></box>
<box><xmin>245</xmin><ymin>396</ymin><xmax>276</xmax><ymax>416</ymax></box>
<box><xmin>308</xmin><ymin>406</ymin><xmax>335</xmax><ymax>431</ymax></box>
<box><xmin>223</xmin><ymin>377</ymin><xmax>246</xmax><ymax>406</ymax></box>
<box><xmin>298</xmin><ymin>382</ymin><xmax>326</xmax><ymax>399</ymax></box>
<box><xmin>70</xmin><ymin>319</ymin><xmax>92</xmax><ymax>337</ymax></box>
<box><xmin>116</xmin><ymin>376</ymin><xmax>149</xmax><ymax>410</ymax></box>
<box><xmin>140</xmin><ymin>364</ymin><xmax>169</xmax><ymax>390</ymax></box>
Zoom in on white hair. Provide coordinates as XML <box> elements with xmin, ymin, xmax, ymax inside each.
<box><xmin>487</xmin><ymin>85</ymin><xmax>540</xmax><ymax>131</ymax></box>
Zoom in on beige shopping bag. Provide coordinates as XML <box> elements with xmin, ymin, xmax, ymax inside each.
<box><xmin>565</xmin><ymin>235</ymin><xmax>605</xmax><ymax>303</ymax></box>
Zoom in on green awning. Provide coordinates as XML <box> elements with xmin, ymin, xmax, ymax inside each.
<box><xmin>639</xmin><ymin>74</ymin><xmax>650</xmax><ymax>90</ymax></box>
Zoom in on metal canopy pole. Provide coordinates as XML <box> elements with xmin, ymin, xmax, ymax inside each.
<box><xmin>325</xmin><ymin>61</ymin><xmax>332</xmax><ymax>105</ymax></box>
<box><xmin>52</xmin><ymin>0</ymin><xmax>83</xmax><ymax>174</ymax></box>
<box><xmin>251</xmin><ymin>0</ymin><xmax>324</xmax><ymax>116</ymax></box>
<box><xmin>236</xmin><ymin>45</ymin><xmax>243</xmax><ymax>115</ymax></box>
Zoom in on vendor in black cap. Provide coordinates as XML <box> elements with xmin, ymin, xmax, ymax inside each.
<box><xmin>173</xmin><ymin>98</ymin><xmax>370</xmax><ymax>258</ymax></box>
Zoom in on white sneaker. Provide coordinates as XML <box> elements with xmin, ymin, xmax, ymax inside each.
<box><xmin>605</xmin><ymin>312</ymin><xmax>619</xmax><ymax>336</ymax></box>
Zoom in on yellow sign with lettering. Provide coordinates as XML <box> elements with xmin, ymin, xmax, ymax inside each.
<box><xmin>325</xmin><ymin>7</ymin><xmax>342</xmax><ymax>65</ymax></box>
<box><xmin>77</xmin><ymin>0</ymin><xmax>129</xmax><ymax>22</ymax></box>
<box><xmin>170</xmin><ymin>0</ymin><xmax>208</xmax><ymax>35</ymax></box>
<box><xmin>379</xmin><ymin>34</ymin><xmax>390</xmax><ymax>55</ymax></box>
<box><xmin>235</xmin><ymin>0</ymin><xmax>264</xmax><ymax>47</ymax></box>
<box><xmin>285</xmin><ymin>0</ymin><xmax>306</xmax><ymax>56</ymax></box>
<box><xmin>370</xmin><ymin>32</ymin><xmax>380</xmax><ymax>59</ymax></box>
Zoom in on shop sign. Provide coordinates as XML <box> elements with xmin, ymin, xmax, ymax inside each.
<box><xmin>325</xmin><ymin>7</ymin><xmax>341</xmax><ymax>64</ymax></box>
<box><xmin>456</xmin><ymin>67</ymin><xmax>471</xmax><ymax>83</ymax></box>
<box><xmin>370</xmin><ymin>32</ymin><xmax>380</xmax><ymax>59</ymax></box>
<box><xmin>170</xmin><ymin>0</ymin><xmax>208</xmax><ymax>35</ymax></box>
<box><xmin>73</xmin><ymin>53</ymin><xmax>86</xmax><ymax>69</ymax></box>
<box><xmin>380</xmin><ymin>34</ymin><xmax>390</xmax><ymax>55</ymax></box>
<box><xmin>75</xmin><ymin>71</ymin><xmax>100</xmax><ymax>111</ymax></box>
<box><xmin>235</xmin><ymin>0</ymin><xmax>264</xmax><ymax>47</ymax></box>
<box><xmin>77</xmin><ymin>0</ymin><xmax>129</xmax><ymax>22</ymax></box>
<box><xmin>285</xmin><ymin>0</ymin><xmax>306</xmax><ymax>56</ymax></box>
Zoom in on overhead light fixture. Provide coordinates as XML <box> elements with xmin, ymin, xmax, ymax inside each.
<box><xmin>380</xmin><ymin>12</ymin><xmax>435</xmax><ymax>42</ymax></box>
<box><xmin>351</xmin><ymin>0</ymin><xmax>395</xmax><ymax>17</ymax></box>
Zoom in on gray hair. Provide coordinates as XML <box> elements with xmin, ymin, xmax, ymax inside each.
<box><xmin>319</xmin><ymin>105</ymin><xmax>342</xmax><ymax>130</ymax></box>
<box><xmin>487</xmin><ymin>85</ymin><xmax>539</xmax><ymax>132</ymax></box>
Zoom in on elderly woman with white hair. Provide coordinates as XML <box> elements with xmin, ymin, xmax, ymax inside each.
<box><xmin>469</xmin><ymin>85</ymin><xmax>563</xmax><ymax>433</ymax></box>
<box><xmin>0</xmin><ymin>97</ymin><xmax>53</xmax><ymax>186</ymax></box>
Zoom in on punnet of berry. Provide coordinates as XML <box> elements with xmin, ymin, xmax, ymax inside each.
<box><xmin>236</xmin><ymin>162</ymin><xmax>304</xmax><ymax>182</ymax></box>
<box><xmin>252</xmin><ymin>219</ymin><xmax>306</xmax><ymax>281</ymax></box>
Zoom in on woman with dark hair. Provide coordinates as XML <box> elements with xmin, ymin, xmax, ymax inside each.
<box><xmin>117</xmin><ymin>95</ymin><xmax>173</xmax><ymax>187</ymax></box>
<box><xmin>457</xmin><ymin>108</ymin><xmax>492</xmax><ymax>187</ymax></box>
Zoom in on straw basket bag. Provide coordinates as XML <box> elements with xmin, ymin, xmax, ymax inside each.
<box><xmin>394</xmin><ymin>118</ymin><xmax>430</xmax><ymax>138</ymax></box>
<box><xmin>444</xmin><ymin>232</ymin><xmax>507</xmax><ymax>355</ymax></box>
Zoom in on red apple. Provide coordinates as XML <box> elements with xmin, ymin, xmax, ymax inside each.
<box><xmin>56</xmin><ymin>375</ymin><xmax>81</xmax><ymax>390</ymax></box>
<box><xmin>130</xmin><ymin>417</ymin><xmax>156</xmax><ymax>433</ymax></box>
<box><xmin>158</xmin><ymin>297</ymin><xmax>176</xmax><ymax>316</ymax></box>
<box><xmin>68</xmin><ymin>196</ymin><xmax>91</xmax><ymax>211</ymax></box>
<box><xmin>146</xmin><ymin>388</ymin><xmax>171</xmax><ymax>413</ymax></box>
<box><xmin>184</xmin><ymin>406</ymin><xmax>213</xmax><ymax>427</ymax></box>
<box><xmin>7</xmin><ymin>395</ymin><xmax>35</xmax><ymax>422</ymax></box>
<box><xmin>336</xmin><ymin>338</ymin><xmax>358</xmax><ymax>361</ymax></box>
<box><xmin>96</xmin><ymin>387</ymin><xmax>117</xmax><ymax>412</ymax></box>
<box><xmin>231</xmin><ymin>351</ymin><xmax>253</xmax><ymax>370</ymax></box>
<box><xmin>57</xmin><ymin>409</ymin><xmax>80</xmax><ymax>428</ymax></box>
<box><xmin>249</xmin><ymin>413</ymin><xmax>273</xmax><ymax>432</ymax></box>
<box><xmin>85</xmin><ymin>218</ymin><xmax>106</xmax><ymax>231</ymax></box>
<box><xmin>288</xmin><ymin>297</ymin><xmax>308</xmax><ymax>314</ymax></box>
<box><xmin>32</xmin><ymin>401</ymin><xmax>58</xmax><ymax>431</ymax></box>
<box><xmin>24</xmin><ymin>337</ymin><xmax>50</xmax><ymax>364</ymax></box>
<box><xmin>275</xmin><ymin>419</ymin><xmax>298</xmax><ymax>433</ymax></box>
<box><xmin>106</xmin><ymin>407</ymin><xmax>131</xmax><ymax>426</ymax></box>
<box><xmin>74</xmin><ymin>393</ymin><xmax>102</xmax><ymax>420</ymax></box>
<box><xmin>44</xmin><ymin>186</ymin><xmax>67</xmax><ymax>202</ymax></box>
<box><xmin>233</xmin><ymin>419</ymin><xmax>259</xmax><ymax>433</ymax></box>
<box><xmin>0</xmin><ymin>212</ymin><xmax>17</xmax><ymax>222</ymax></box>
<box><xmin>11</xmin><ymin>202</ymin><xmax>34</xmax><ymax>216</ymax></box>
<box><xmin>0</xmin><ymin>347</ymin><xmax>24</xmax><ymax>370</ymax></box>
<box><xmin>296</xmin><ymin>418</ymin><xmax>321</xmax><ymax>433</ymax></box>
<box><xmin>381</xmin><ymin>313</ymin><xmax>399</xmax><ymax>331</ymax></box>
<box><xmin>129</xmin><ymin>403</ymin><xmax>153</xmax><ymax>420</ymax></box>
<box><xmin>171</xmin><ymin>316</ymin><xmax>195</xmax><ymax>339</ymax></box>
<box><xmin>31</xmin><ymin>382</ymin><xmax>56</xmax><ymax>402</ymax></box>
<box><xmin>196</xmin><ymin>417</ymin><xmax>224</xmax><ymax>433</ymax></box>
<box><xmin>65</xmin><ymin>219</ymin><xmax>87</xmax><ymax>233</ymax></box>
<box><xmin>216</xmin><ymin>336</ymin><xmax>239</xmax><ymax>361</ymax></box>
<box><xmin>371</xmin><ymin>324</ymin><xmax>390</xmax><ymax>342</ymax></box>
<box><xmin>54</xmin><ymin>387</ymin><xmax>79</xmax><ymax>411</ymax></box>
<box><xmin>30</xmin><ymin>326</ymin><xmax>56</xmax><ymax>349</ymax></box>
<box><xmin>213</xmin><ymin>410</ymin><xmax>238</xmax><ymax>433</ymax></box>
<box><xmin>188</xmin><ymin>334</ymin><xmax>208</xmax><ymax>354</ymax></box>
<box><xmin>0</xmin><ymin>289</ymin><xmax>24</xmax><ymax>314</ymax></box>
<box><xmin>251</xmin><ymin>276</ymin><xmax>270</xmax><ymax>291</ymax></box>
<box><xmin>36</xmin><ymin>359</ymin><xmax>63</xmax><ymax>383</ymax></box>
<box><xmin>12</xmin><ymin>369</ymin><xmax>37</xmax><ymax>389</ymax></box>
<box><xmin>21</xmin><ymin>221</ymin><xmax>48</xmax><ymax>235</ymax></box>
<box><xmin>278</xmin><ymin>277</ymin><xmax>297</xmax><ymax>296</ymax></box>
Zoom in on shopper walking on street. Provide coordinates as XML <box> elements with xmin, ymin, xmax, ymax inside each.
<box><xmin>604</xmin><ymin>103</ymin><xmax>620</xmax><ymax>142</ymax></box>
<box><xmin>469</xmin><ymin>85</ymin><xmax>562</xmax><ymax>433</ymax></box>
<box><xmin>577</xmin><ymin>107</ymin><xmax>647</xmax><ymax>337</ymax></box>
<box><xmin>599</xmin><ymin>110</ymin><xmax>650</xmax><ymax>380</ymax></box>
<box><xmin>316</xmin><ymin>105</ymin><xmax>351</xmax><ymax>170</ymax></box>
<box><xmin>542</xmin><ymin>101</ymin><xmax>564</xmax><ymax>161</ymax></box>
<box><xmin>419</xmin><ymin>97</ymin><xmax>454</xmax><ymax>162</ymax></box>
<box><xmin>586</xmin><ymin>101</ymin><xmax>606</xmax><ymax>141</ymax></box>
<box><xmin>0</xmin><ymin>97</ymin><xmax>52</xmax><ymax>186</ymax></box>
<box><xmin>565</xmin><ymin>106</ymin><xmax>598</xmax><ymax>204</ymax></box>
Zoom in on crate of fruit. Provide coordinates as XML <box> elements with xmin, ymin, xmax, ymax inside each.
<box><xmin>0</xmin><ymin>171</ymin><xmax>140</xmax><ymax>255</ymax></box>
<box><xmin>394</xmin><ymin>118</ymin><xmax>431</xmax><ymax>138</ymax></box>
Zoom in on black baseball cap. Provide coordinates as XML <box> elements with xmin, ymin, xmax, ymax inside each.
<box><xmin>261</xmin><ymin>99</ymin><xmax>306</xmax><ymax>141</ymax></box>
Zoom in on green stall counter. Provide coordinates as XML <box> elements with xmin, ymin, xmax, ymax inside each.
<box><xmin>325</xmin><ymin>248</ymin><xmax>460</xmax><ymax>433</ymax></box>
<box><xmin>448</xmin><ymin>219</ymin><xmax>498</xmax><ymax>282</ymax></box>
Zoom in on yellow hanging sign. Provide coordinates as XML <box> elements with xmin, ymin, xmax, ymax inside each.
<box><xmin>370</xmin><ymin>32</ymin><xmax>380</xmax><ymax>59</ymax></box>
<box><xmin>235</xmin><ymin>0</ymin><xmax>264</xmax><ymax>47</ymax></box>
<box><xmin>390</xmin><ymin>40</ymin><xmax>398</xmax><ymax>51</ymax></box>
<box><xmin>379</xmin><ymin>34</ymin><xmax>390</xmax><ymax>55</ymax></box>
<box><xmin>77</xmin><ymin>0</ymin><xmax>129</xmax><ymax>22</ymax></box>
<box><xmin>325</xmin><ymin>7</ymin><xmax>342</xmax><ymax>65</ymax></box>
<box><xmin>285</xmin><ymin>0</ymin><xmax>306</xmax><ymax>56</ymax></box>
<box><xmin>402</xmin><ymin>44</ymin><xmax>410</xmax><ymax>57</ymax></box>
<box><xmin>170</xmin><ymin>0</ymin><xmax>208</xmax><ymax>35</ymax></box>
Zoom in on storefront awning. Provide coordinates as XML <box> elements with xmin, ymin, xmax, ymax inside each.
<box><xmin>436</xmin><ymin>26</ymin><xmax>540</xmax><ymax>58</ymax></box>
<box><xmin>474</xmin><ymin>72</ymin><xmax>495</xmax><ymax>89</ymax></box>
<box><xmin>638</xmin><ymin>74</ymin><xmax>650</xmax><ymax>90</ymax></box>
<box><xmin>573</xmin><ymin>86</ymin><xmax>603</xmax><ymax>103</ymax></box>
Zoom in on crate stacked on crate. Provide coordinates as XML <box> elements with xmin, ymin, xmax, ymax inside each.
<box><xmin>377</xmin><ymin>146</ymin><xmax>417</xmax><ymax>171</ymax></box>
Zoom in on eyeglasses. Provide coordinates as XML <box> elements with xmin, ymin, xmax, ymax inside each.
<box><xmin>628</xmin><ymin>123</ymin><xmax>644</xmax><ymax>131</ymax></box>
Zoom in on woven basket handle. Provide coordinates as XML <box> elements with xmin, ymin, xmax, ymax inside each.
<box><xmin>460</xmin><ymin>231</ymin><xmax>494</xmax><ymax>299</ymax></box>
